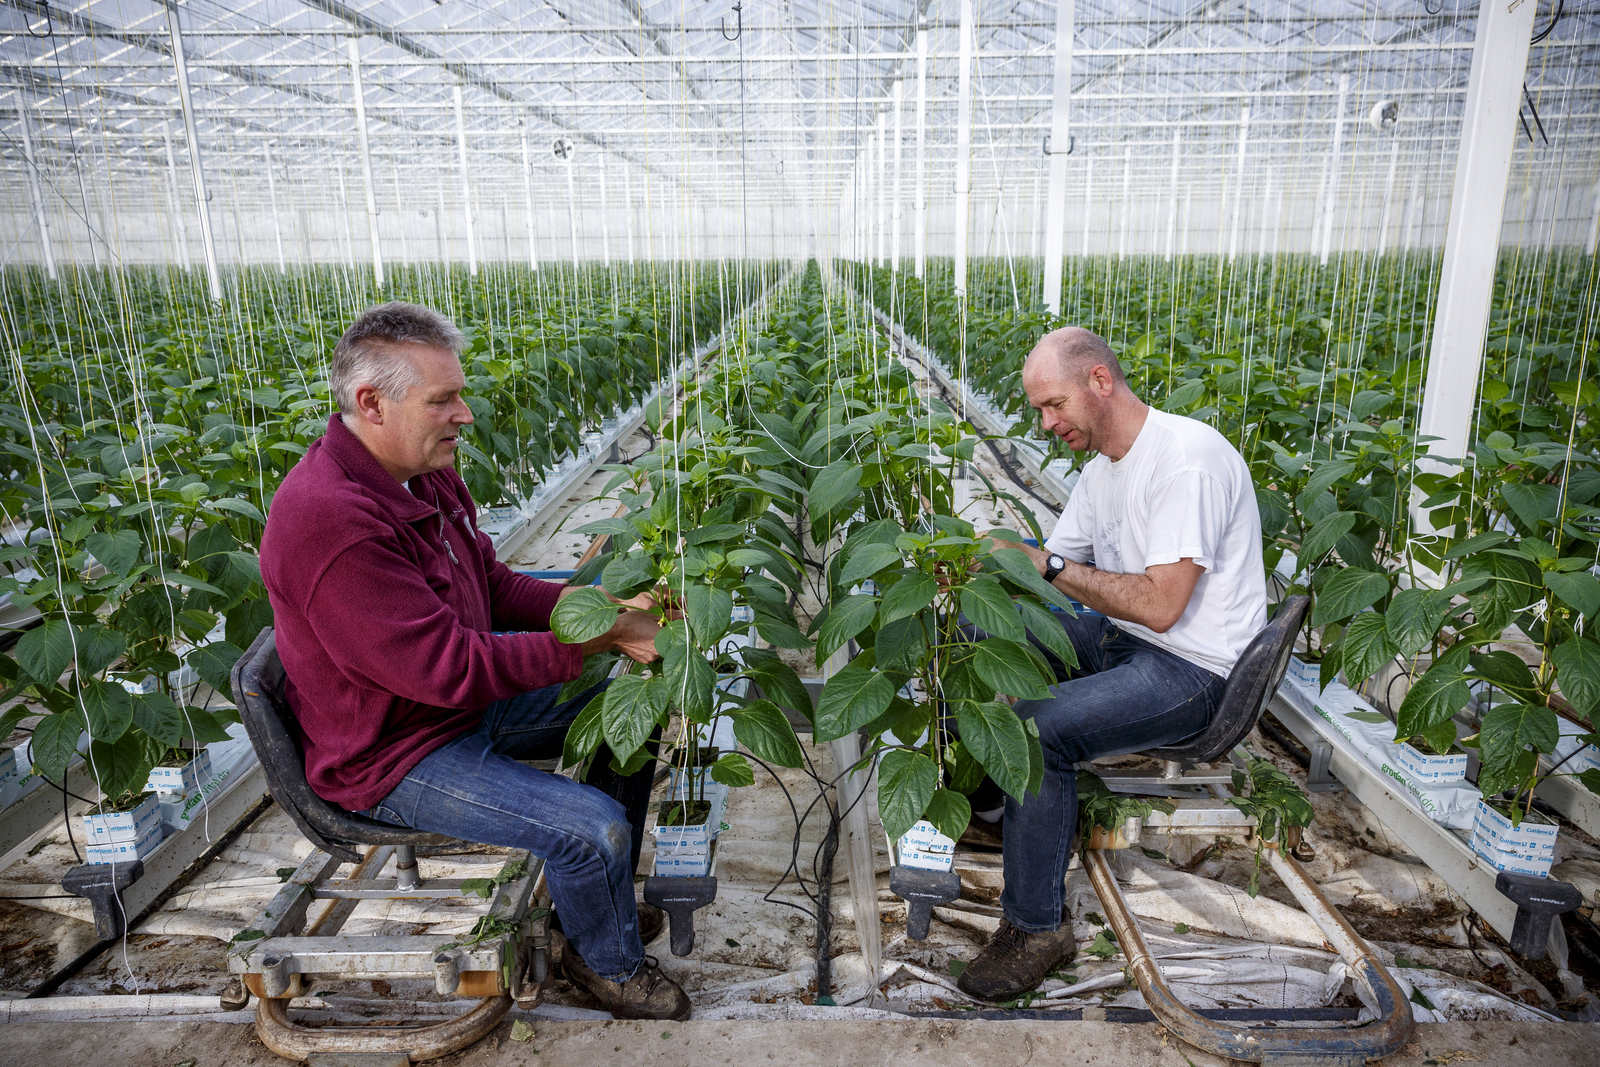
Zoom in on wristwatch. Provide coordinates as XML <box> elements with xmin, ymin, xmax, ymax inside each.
<box><xmin>1042</xmin><ymin>553</ymin><xmax>1067</xmax><ymax>584</ymax></box>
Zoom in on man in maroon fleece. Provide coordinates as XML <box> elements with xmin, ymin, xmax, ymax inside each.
<box><xmin>260</xmin><ymin>302</ymin><xmax>690</xmax><ymax>1020</ymax></box>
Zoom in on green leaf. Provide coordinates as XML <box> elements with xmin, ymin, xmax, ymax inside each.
<box><xmin>1024</xmin><ymin>718</ymin><xmax>1045</xmax><ymax>797</ymax></box>
<box><xmin>79</xmin><ymin>678</ymin><xmax>133</xmax><ymax>743</ymax></box>
<box><xmin>923</xmin><ymin>788</ymin><xmax>972</xmax><ymax>844</ymax></box>
<box><xmin>1299</xmin><ymin>511</ymin><xmax>1357</xmax><ymax>563</ymax></box>
<box><xmin>960</xmin><ymin>576</ymin><xmax>1026</xmax><ymax>643</ymax></box>
<box><xmin>460</xmin><ymin>878</ymin><xmax>494</xmax><ymax>899</ymax></box>
<box><xmin>839</xmin><ymin>543</ymin><xmax>902</xmax><ymax>586</ymax></box>
<box><xmin>1551</xmin><ymin>637</ymin><xmax>1600</xmax><ymax>718</ymax></box>
<box><xmin>743</xmin><ymin>656</ymin><xmax>813</xmax><ymax>724</ymax></box>
<box><xmin>30</xmin><ymin>710</ymin><xmax>84</xmax><ymax>782</ymax></box>
<box><xmin>874</xmin><ymin>614</ymin><xmax>930</xmax><ymax>674</ymax></box>
<box><xmin>1310</xmin><ymin>569</ymin><xmax>1390</xmax><ymax>626</ymax></box>
<box><xmin>600</xmin><ymin>674</ymin><xmax>668</xmax><ymax>759</ymax></box>
<box><xmin>682</xmin><ymin>583</ymin><xmax>733</xmax><ymax>646</ymax></box>
<box><xmin>186</xmin><ymin>641</ymin><xmax>244</xmax><ymax>702</ymax></box>
<box><xmin>809</xmin><ymin>459</ymin><xmax>863</xmax><ymax>517</ymax></box>
<box><xmin>15</xmin><ymin>618</ymin><xmax>76</xmax><ymax>687</ymax></box>
<box><xmin>969</xmin><ymin>639</ymin><xmax>1054</xmax><ymax>701</ymax></box>
<box><xmin>178</xmin><ymin>705</ymin><xmax>234</xmax><ymax>744</ymax></box>
<box><xmin>957</xmin><ymin>700</ymin><xmax>1032</xmax><ymax>801</ymax></box>
<box><xmin>815</xmin><ymin>594</ymin><xmax>879</xmax><ymax>666</ymax></box>
<box><xmin>1336</xmin><ymin>613</ymin><xmax>1398</xmax><ymax>687</ymax></box>
<box><xmin>1384</xmin><ymin>588</ymin><xmax>1454</xmax><ymax>658</ymax></box>
<box><xmin>561</xmin><ymin>692</ymin><xmax>607</xmax><ymax>769</ymax></box>
<box><xmin>1017</xmin><ymin>599</ymin><xmax>1077</xmax><ymax>673</ymax></box>
<box><xmin>814</xmin><ymin>663</ymin><xmax>895</xmax><ymax>742</ymax></box>
<box><xmin>731</xmin><ymin>699</ymin><xmax>805</xmax><ymax>768</ymax></box>
<box><xmin>1408</xmin><ymin>986</ymin><xmax>1435</xmax><ymax>1012</ymax></box>
<box><xmin>551</xmin><ymin>586</ymin><xmax>619</xmax><ymax>644</ymax></box>
<box><xmin>877</xmin><ymin>749</ymin><xmax>938</xmax><ymax>842</ymax></box>
<box><xmin>88</xmin><ymin>730</ymin><xmax>160</xmax><ymax>799</ymax></box>
<box><xmin>86</xmin><ymin>529</ymin><xmax>143</xmax><ymax>577</ymax></box>
<box><xmin>990</xmin><ymin>548</ymin><xmax>1075</xmax><ymax>612</ymax></box>
<box><xmin>1084</xmin><ymin>930</ymin><xmax>1120</xmax><ymax>960</ymax></box>
<box><xmin>1173</xmin><ymin>922</ymin><xmax>1191</xmax><ymax>935</ymax></box>
<box><xmin>879</xmin><ymin>572</ymin><xmax>937</xmax><ymax>628</ymax></box>
<box><xmin>657</xmin><ymin>622</ymin><xmax>714</xmax><ymax>719</ymax></box>
<box><xmin>207</xmin><ymin>497</ymin><xmax>266</xmax><ymax>523</ymax></box>
<box><xmin>753</xmin><ymin>609</ymin><xmax>812</xmax><ymax>651</ymax></box>
<box><xmin>1478</xmin><ymin>702</ymin><xmax>1558</xmax><ymax>796</ymax></box>
<box><xmin>1395</xmin><ymin>664</ymin><xmax>1471</xmax><ymax>747</ymax></box>
<box><xmin>558</xmin><ymin>651</ymin><xmax>620</xmax><ymax>703</ymax></box>
<box><xmin>130</xmin><ymin>691</ymin><xmax>185</xmax><ymax>747</ymax></box>
<box><xmin>1546</xmin><ymin>570</ymin><xmax>1600</xmax><ymax>619</ymax></box>
<box><xmin>73</xmin><ymin>625</ymin><xmax>127</xmax><ymax>678</ymax></box>
<box><xmin>710</xmin><ymin>752</ymin><xmax>755</xmax><ymax>788</ymax></box>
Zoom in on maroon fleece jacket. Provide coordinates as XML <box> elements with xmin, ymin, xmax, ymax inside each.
<box><xmin>260</xmin><ymin>414</ymin><xmax>583</xmax><ymax>810</ymax></box>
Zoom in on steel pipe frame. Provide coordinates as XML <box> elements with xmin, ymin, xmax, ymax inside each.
<box><xmin>1085</xmin><ymin>848</ymin><xmax>1412</xmax><ymax>1065</ymax></box>
<box><xmin>255</xmin><ymin>991</ymin><xmax>511</xmax><ymax>1063</ymax></box>
<box><xmin>165</xmin><ymin>2</ymin><xmax>223</xmax><ymax>302</ymax></box>
<box><xmin>347</xmin><ymin>36</ymin><xmax>384</xmax><ymax>289</ymax></box>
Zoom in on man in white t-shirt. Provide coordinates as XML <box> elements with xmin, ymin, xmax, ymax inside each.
<box><xmin>956</xmin><ymin>326</ymin><xmax>1267</xmax><ymax>1001</ymax></box>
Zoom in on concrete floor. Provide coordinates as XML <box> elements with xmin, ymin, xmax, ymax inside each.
<box><xmin>0</xmin><ymin>1016</ymin><xmax>1594</xmax><ymax>1066</ymax></box>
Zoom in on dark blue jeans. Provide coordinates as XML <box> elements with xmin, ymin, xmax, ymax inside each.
<box><xmin>368</xmin><ymin>682</ymin><xmax>654</xmax><ymax>981</ymax></box>
<box><xmin>1001</xmin><ymin>611</ymin><xmax>1226</xmax><ymax>932</ymax></box>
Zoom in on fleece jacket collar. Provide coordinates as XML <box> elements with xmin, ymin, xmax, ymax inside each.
<box><xmin>320</xmin><ymin>414</ymin><xmax>439</xmax><ymax>525</ymax></box>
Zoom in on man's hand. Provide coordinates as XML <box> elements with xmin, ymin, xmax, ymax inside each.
<box><xmin>559</xmin><ymin>582</ymin><xmax>683</xmax><ymax>620</ymax></box>
<box><xmin>580</xmin><ymin>609</ymin><xmax>661</xmax><ymax>664</ymax></box>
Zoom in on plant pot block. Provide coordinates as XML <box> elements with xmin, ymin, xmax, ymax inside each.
<box><xmin>890</xmin><ymin>866</ymin><xmax>962</xmax><ymax>940</ymax></box>
<box><xmin>82</xmin><ymin>792</ymin><xmax>159</xmax><ymax>844</ymax></box>
<box><xmin>643</xmin><ymin>875</ymin><xmax>718</xmax><ymax>957</ymax></box>
<box><xmin>84</xmin><ymin>819</ymin><xmax>163</xmax><ymax>864</ymax></box>
<box><xmin>146</xmin><ymin>749</ymin><xmax>213</xmax><ymax>796</ymax></box>
<box><xmin>1391</xmin><ymin>742</ymin><xmax>1467</xmax><ymax>784</ymax></box>
<box><xmin>897</xmin><ymin>820</ymin><xmax>955</xmax><ymax>871</ymax></box>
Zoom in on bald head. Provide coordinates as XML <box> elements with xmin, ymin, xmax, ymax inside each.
<box><xmin>1024</xmin><ymin>327</ymin><xmax>1126</xmax><ymax>388</ymax></box>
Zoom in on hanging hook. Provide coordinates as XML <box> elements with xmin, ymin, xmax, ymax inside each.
<box><xmin>721</xmin><ymin>2</ymin><xmax>742</xmax><ymax>42</ymax></box>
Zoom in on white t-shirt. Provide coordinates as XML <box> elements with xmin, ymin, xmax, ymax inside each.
<box><xmin>1044</xmin><ymin>408</ymin><xmax>1267</xmax><ymax>678</ymax></box>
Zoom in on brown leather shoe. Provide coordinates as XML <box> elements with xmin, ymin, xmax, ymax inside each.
<box><xmin>560</xmin><ymin>938</ymin><xmax>691</xmax><ymax>1021</ymax></box>
<box><xmin>638</xmin><ymin>901</ymin><xmax>665</xmax><ymax>946</ymax></box>
<box><xmin>955</xmin><ymin>908</ymin><xmax>1077</xmax><ymax>1001</ymax></box>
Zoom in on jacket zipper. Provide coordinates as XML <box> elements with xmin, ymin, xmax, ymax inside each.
<box><xmin>438</xmin><ymin>515</ymin><xmax>460</xmax><ymax>565</ymax></box>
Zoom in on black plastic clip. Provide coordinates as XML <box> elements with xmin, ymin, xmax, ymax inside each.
<box><xmin>891</xmin><ymin>866</ymin><xmax>962</xmax><ymax>940</ymax></box>
<box><xmin>62</xmin><ymin>860</ymin><xmax>143</xmax><ymax>940</ymax></box>
<box><xmin>1495</xmin><ymin>871</ymin><xmax>1582</xmax><ymax>960</ymax></box>
<box><xmin>643</xmin><ymin>875</ymin><xmax>718</xmax><ymax>957</ymax></box>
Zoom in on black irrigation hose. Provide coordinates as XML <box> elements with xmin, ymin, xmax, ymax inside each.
<box><xmin>814</xmin><ymin>803</ymin><xmax>840</xmax><ymax>1001</ymax></box>
<box><xmin>982</xmin><ymin>436</ymin><xmax>1061</xmax><ymax>515</ymax></box>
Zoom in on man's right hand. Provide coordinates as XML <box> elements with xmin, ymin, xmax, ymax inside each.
<box><xmin>581</xmin><ymin>609</ymin><xmax>661</xmax><ymax>664</ymax></box>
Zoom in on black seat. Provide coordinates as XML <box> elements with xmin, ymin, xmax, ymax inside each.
<box><xmin>1144</xmin><ymin>595</ymin><xmax>1310</xmax><ymax>764</ymax></box>
<box><xmin>232</xmin><ymin>628</ymin><xmax>456</xmax><ymax>864</ymax></box>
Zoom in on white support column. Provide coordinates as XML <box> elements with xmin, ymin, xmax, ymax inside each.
<box><xmin>264</xmin><ymin>142</ymin><xmax>286</xmax><ymax>273</ymax></box>
<box><xmin>435</xmin><ymin>181</ymin><xmax>449</xmax><ymax>262</ymax></box>
<box><xmin>624</xmin><ymin>163</ymin><xmax>636</xmax><ymax>265</ymax></box>
<box><xmin>1319</xmin><ymin>73</ymin><xmax>1350</xmax><ymax>267</ymax></box>
<box><xmin>161</xmin><ymin>122</ymin><xmax>190</xmax><ymax>270</ymax></box>
<box><xmin>954</xmin><ymin>0</ymin><xmax>974</xmax><ymax>297</ymax></box>
<box><xmin>14</xmin><ymin>92</ymin><xmax>55</xmax><ymax>280</ymax></box>
<box><xmin>347</xmin><ymin>38</ymin><xmax>383</xmax><ymax>288</ymax></box>
<box><xmin>1165</xmin><ymin>129</ymin><xmax>1180</xmax><ymax>261</ymax></box>
<box><xmin>564</xmin><ymin>157</ymin><xmax>580</xmax><ymax>274</ymax></box>
<box><xmin>1376</xmin><ymin>134</ymin><xmax>1400</xmax><ymax>254</ymax></box>
<box><xmin>1227</xmin><ymin>106</ymin><xmax>1250</xmax><ymax>262</ymax></box>
<box><xmin>165</xmin><ymin>4</ymin><xmax>222</xmax><ymax>301</ymax></box>
<box><xmin>452</xmin><ymin>86</ymin><xmax>478</xmax><ymax>276</ymax></box>
<box><xmin>1081</xmin><ymin>156</ymin><xmax>1093</xmax><ymax>257</ymax></box>
<box><xmin>1181</xmin><ymin>185</ymin><xmax>1192</xmax><ymax>256</ymax></box>
<box><xmin>1417</xmin><ymin>0</ymin><xmax>1537</xmax><ymax>476</ymax></box>
<box><xmin>1117</xmin><ymin>146</ymin><xmax>1131</xmax><ymax>259</ymax></box>
<box><xmin>891</xmin><ymin>80</ymin><xmax>904</xmax><ymax>273</ymax></box>
<box><xmin>1588</xmin><ymin>180</ymin><xmax>1600</xmax><ymax>257</ymax></box>
<box><xmin>914</xmin><ymin>21</ymin><xmax>928</xmax><ymax>278</ymax></box>
<box><xmin>1258</xmin><ymin>170</ymin><xmax>1274</xmax><ymax>256</ymax></box>
<box><xmin>599</xmin><ymin>157</ymin><xmax>612</xmax><ymax>267</ymax></box>
<box><xmin>71</xmin><ymin>148</ymin><xmax>102</xmax><ymax>269</ymax></box>
<box><xmin>1041</xmin><ymin>0</ymin><xmax>1075</xmax><ymax>314</ymax></box>
<box><xmin>335</xmin><ymin>166</ymin><xmax>356</xmax><ymax>268</ymax></box>
<box><xmin>520</xmin><ymin>130</ymin><xmax>539</xmax><ymax>272</ymax></box>
<box><xmin>875</xmin><ymin>114</ymin><xmax>887</xmax><ymax>267</ymax></box>
<box><xmin>391</xmin><ymin>158</ymin><xmax>409</xmax><ymax>267</ymax></box>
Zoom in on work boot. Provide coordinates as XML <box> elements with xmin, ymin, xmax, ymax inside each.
<box><xmin>560</xmin><ymin>939</ymin><xmax>691</xmax><ymax>1021</ymax></box>
<box><xmin>955</xmin><ymin>907</ymin><xmax>1076</xmax><ymax>1001</ymax></box>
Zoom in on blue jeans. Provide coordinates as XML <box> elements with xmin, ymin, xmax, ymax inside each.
<box><xmin>367</xmin><ymin>682</ymin><xmax>654</xmax><ymax>981</ymax></box>
<box><xmin>1001</xmin><ymin>611</ymin><xmax>1226</xmax><ymax>932</ymax></box>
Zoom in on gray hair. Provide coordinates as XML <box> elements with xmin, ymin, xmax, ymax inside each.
<box><xmin>330</xmin><ymin>301</ymin><xmax>465</xmax><ymax>415</ymax></box>
<box><xmin>1031</xmin><ymin>326</ymin><xmax>1126</xmax><ymax>386</ymax></box>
